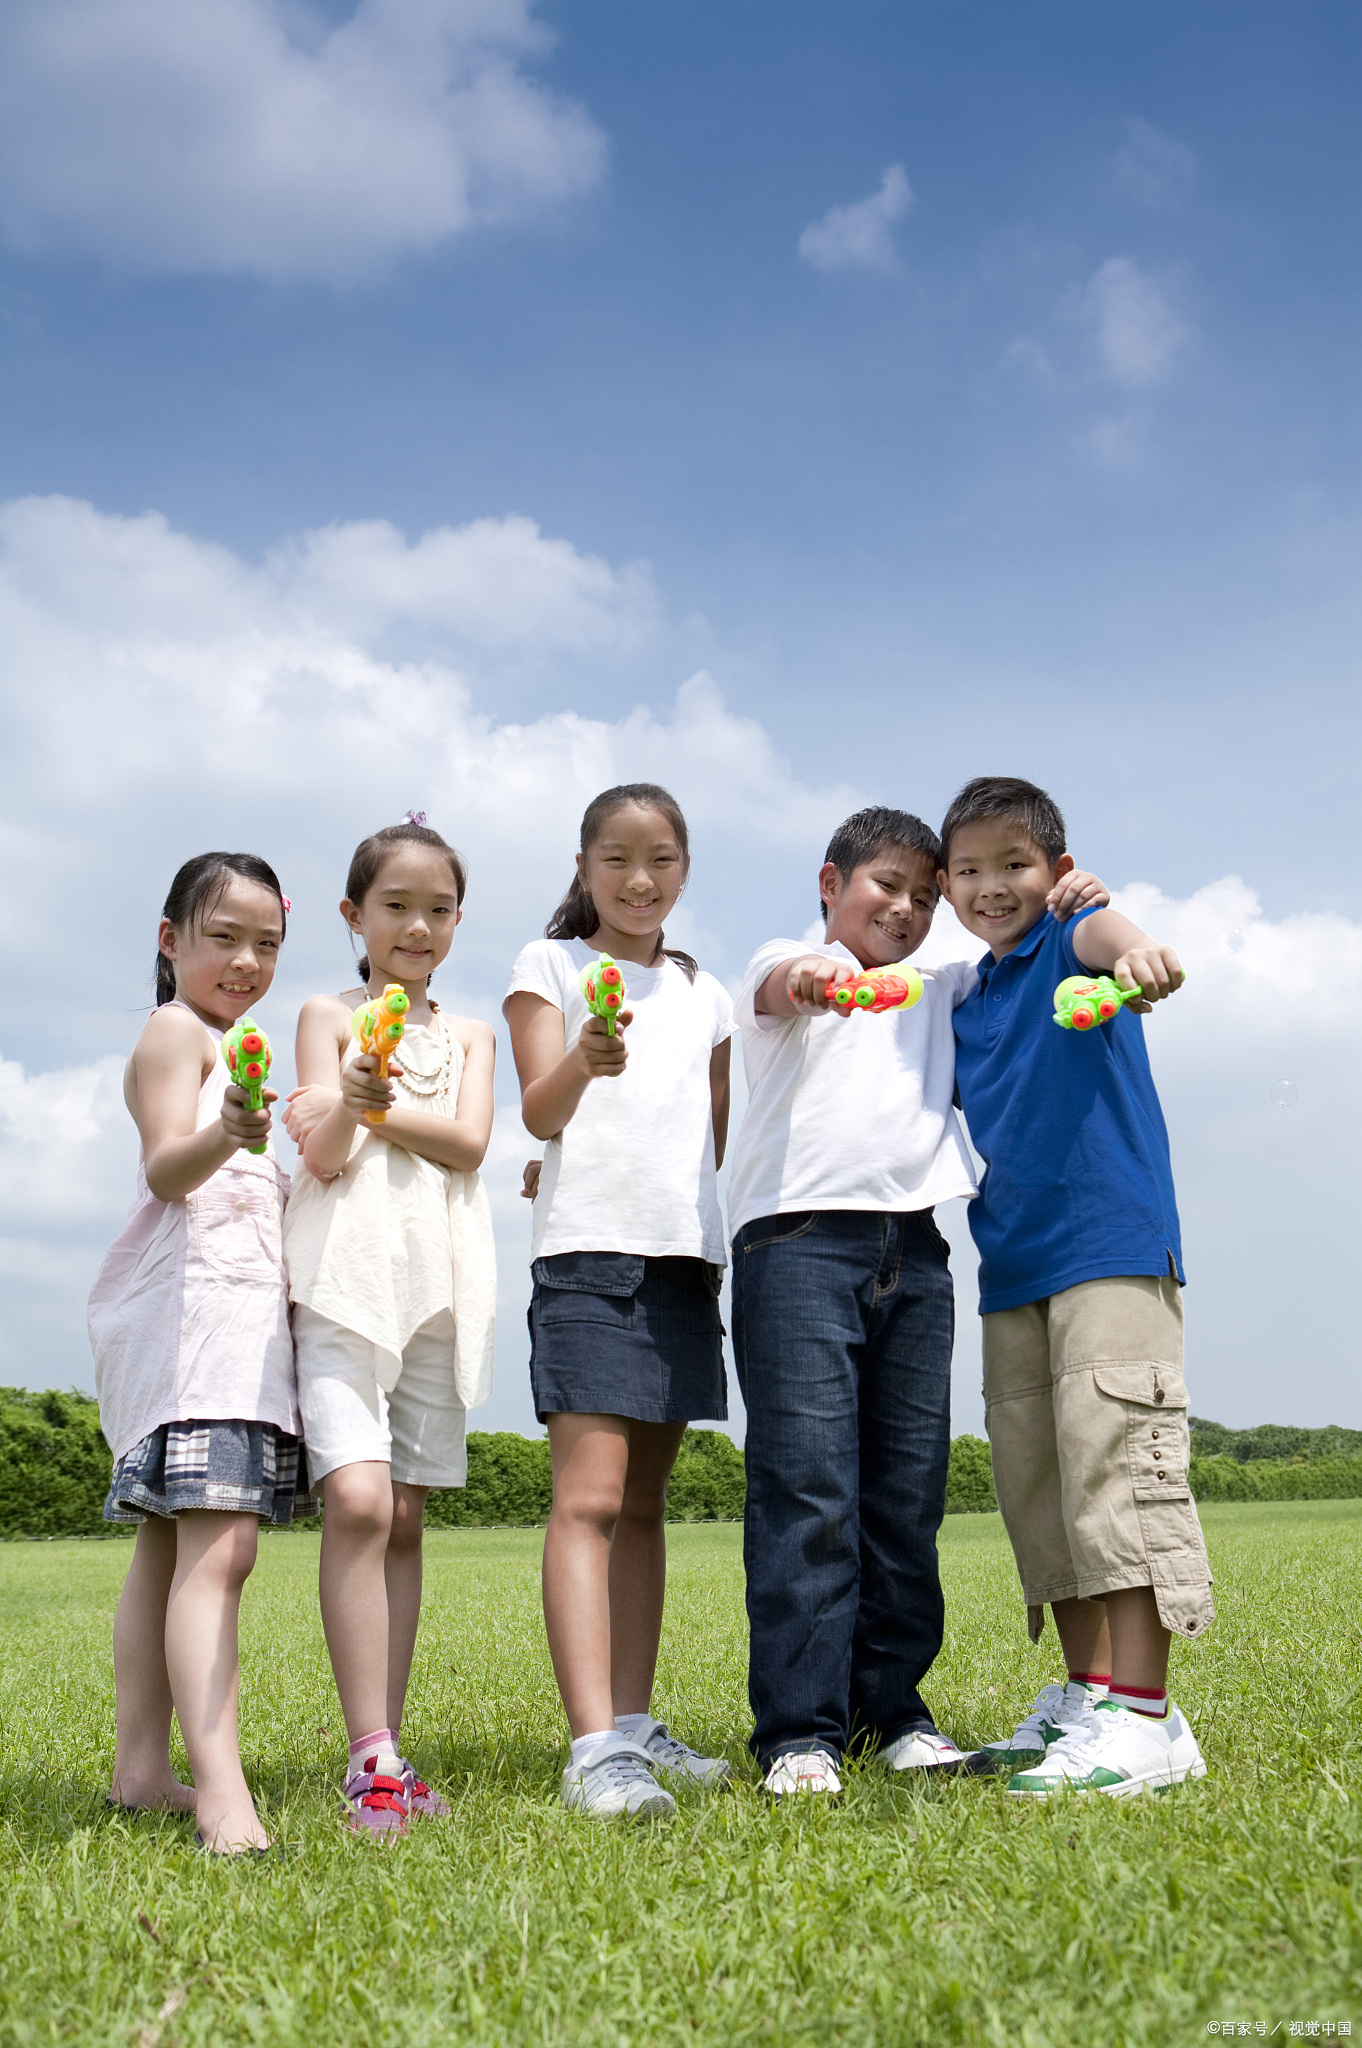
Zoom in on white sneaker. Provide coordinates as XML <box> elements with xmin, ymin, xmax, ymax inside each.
<box><xmin>963</xmin><ymin>1680</ymin><xmax>1105</xmax><ymax>1777</ymax></box>
<box><xmin>763</xmin><ymin>1748</ymin><xmax>842</xmax><ymax>1798</ymax></box>
<box><xmin>880</xmin><ymin>1727</ymin><xmax>969</xmax><ymax>1772</ymax></box>
<box><xmin>560</xmin><ymin>1740</ymin><xmax>676</xmax><ymax>1820</ymax></box>
<box><xmin>1007</xmin><ymin>1699</ymin><xmax>1207</xmax><ymax>1799</ymax></box>
<box><xmin>632</xmin><ymin>1717</ymin><xmax>731</xmax><ymax>1786</ymax></box>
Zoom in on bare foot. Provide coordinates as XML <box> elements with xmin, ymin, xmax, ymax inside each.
<box><xmin>194</xmin><ymin>1793</ymin><xmax>271</xmax><ymax>1855</ymax></box>
<box><xmin>108</xmin><ymin>1769</ymin><xmax>198</xmax><ymax>1815</ymax></box>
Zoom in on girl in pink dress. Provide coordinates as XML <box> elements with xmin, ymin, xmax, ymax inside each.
<box><xmin>89</xmin><ymin>852</ymin><xmax>307</xmax><ymax>1856</ymax></box>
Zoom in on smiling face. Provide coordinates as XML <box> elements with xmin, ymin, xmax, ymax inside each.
<box><xmin>158</xmin><ymin>875</ymin><xmax>283</xmax><ymax>1029</ymax></box>
<box><xmin>578</xmin><ymin>803</ymin><xmax>687</xmax><ymax>962</ymax></box>
<box><xmin>938</xmin><ymin>819</ymin><xmax>1074</xmax><ymax>958</ymax></box>
<box><xmin>343</xmin><ymin>844</ymin><xmax>463</xmax><ymax>992</ymax></box>
<box><xmin>820</xmin><ymin>845</ymin><xmax>939</xmax><ymax>969</ymax></box>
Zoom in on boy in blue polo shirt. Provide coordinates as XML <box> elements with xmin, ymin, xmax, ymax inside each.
<box><xmin>938</xmin><ymin>776</ymin><xmax>1213</xmax><ymax>1798</ymax></box>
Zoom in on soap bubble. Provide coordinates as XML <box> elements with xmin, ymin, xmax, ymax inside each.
<box><xmin>1269</xmin><ymin>1079</ymin><xmax>1298</xmax><ymax>1108</ymax></box>
<box><xmin>1226</xmin><ymin>929</ymin><xmax>1245</xmax><ymax>953</ymax></box>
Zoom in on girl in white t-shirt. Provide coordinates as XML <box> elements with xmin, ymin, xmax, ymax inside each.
<box><xmin>281</xmin><ymin>816</ymin><xmax>496</xmax><ymax>1837</ymax></box>
<box><xmin>504</xmin><ymin>782</ymin><xmax>735</xmax><ymax>1821</ymax></box>
<box><xmin>90</xmin><ymin>851</ymin><xmax>306</xmax><ymax>1856</ymax></box>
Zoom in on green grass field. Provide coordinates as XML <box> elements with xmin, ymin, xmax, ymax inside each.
<box><xmin>2</xmin><ymin>1502</ymin><xmax>1359</xmax><ymax>2047</ymax></box>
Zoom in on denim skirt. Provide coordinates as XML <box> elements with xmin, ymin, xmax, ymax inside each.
<box><xmin>528</xmin><ymin>1252</ymin><xmax>728</xmax><ymax>1425</ymax></box>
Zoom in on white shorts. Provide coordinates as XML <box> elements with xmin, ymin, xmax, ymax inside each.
<box><xmin>293</xmin><ymin>1304</ymin><xmax>467</xmax><ymax>1489</ymax></box>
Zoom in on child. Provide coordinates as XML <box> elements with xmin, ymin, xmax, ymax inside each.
<box><xmin>90</xmin><ymin>851</ymin><xmax>306</xmax><ymax>1856</ymax></box>
<box><xmin>938</xmin><ymin>775</ymin><xmax>1212</xmax><ymax>1796</ymax></box>
<box><xmin>727</xmin><ymin>807</ymin><xmax>1105</xmax><ymax>1796</ymax></box>
<box><xmin>504</xmin><ymin>782</ymin><xmax>734</xmax><ymax>1821</ymax></box>
<box><xmin>281</xmin><ymin>816</ymin><xmax>496</xmax><ymax>1836</ymax></box>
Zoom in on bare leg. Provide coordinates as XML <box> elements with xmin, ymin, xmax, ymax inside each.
<box><xmin>608</xmin><ymin>1422</ymin><xmax>687</xmax><ymax>1715</ymax></box>
<box><xmin>542</xmin><ymin>1416</ymin><xmax>629</xmax><ymax>1737</ymax></box>
<box><xmin>318</xmin><ymin>1462</ymin><xmax>394</xmax><ymax>1743</ymax></box>
<box><xmin>110</xmin><ymin>1518</ymin><xmax>197</xmax><ymax>1813</ymax></box>
<box><xmin>164</xmin><ymin>1512</ymin><xmax>266</xmax><ymax>1853</ymax></box>
<box><xmin>384</xmin><ymin>1483</ymin><xmax>429</xmax><ymax>1739</ymax></box>
<box><xmin>1051</xmin><ymin>1596</ymin><xmax>1112</xmax><ymax>1678</ymax></box>
<box><xmin>1104</xmin><ymin>1586</ymin><xmax>1170</xmax><ymax>1692</ymax></box>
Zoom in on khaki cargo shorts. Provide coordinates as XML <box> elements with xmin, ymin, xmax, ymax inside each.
<box><xmin>982</xmin><ymin>1274</ymin><xmax>1214</xmax><ymax>1643</ymax></box>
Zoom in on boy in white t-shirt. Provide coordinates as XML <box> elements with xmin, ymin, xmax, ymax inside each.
<box><xmin>728</xmin><ymin>806</ymin><xmax>1102</xmax><ymax>1796</ymax></box>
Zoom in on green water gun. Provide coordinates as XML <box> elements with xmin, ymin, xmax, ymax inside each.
<box><xmin>580</xmin><ymin>954</ymin><xmax>627</xmax><ymax>1036</ymax></box>
<box><xmin>221</xmin><ymin>1017</ymin><xmax>272</xmax><ymax>1155</ymax></box>
<box><xmin>1052</xmin><ymin>975</ymin><xmax>1145</xmax><ymax>1032</ymax></box>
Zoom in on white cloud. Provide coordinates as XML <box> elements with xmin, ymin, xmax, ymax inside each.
<box><xmin>0</xmin><ymin>493</ymin><xmax>1354</xmax><ymax>1439</ymax></box>
<box><xmin>1113</xmin><ymin>118</ymin><xmax>1198</xmax><ymax>207</ymax></box>
<box><xmin>798</xmin><ymin>165</ymin><xmax>912</xmax><ymax>275</ymax></box>
<box><xmin>1070</xmin><ymin>256</ymin><xmax>1186</xmax><ymax>388</ymax></box>
<box><xmin>0</xmin><ymin>0</ymin><xmax>606</xmax><ymax>282</ymax></box>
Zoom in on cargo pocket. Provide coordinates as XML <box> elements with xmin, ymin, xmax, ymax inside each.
<box><xmin>1092</xmin><ymin>1362</ymin><xmax>1214</xmax><ymax>1640</ymax></box>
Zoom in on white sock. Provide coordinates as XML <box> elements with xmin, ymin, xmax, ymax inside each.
<box><xmin>569</xmin><ymin>1730</ymin><xmax>617</xmax><ymax>1770</ymax></box>
<box><xmin>349</xmin><ymin>1727</ymin><xmax>402</xmax><ymax>1779</ymax></box>
<box><xmin>614</xmin><ymin>1712</ymin><xmax>653</xmax><ymax>1741</ymax></box>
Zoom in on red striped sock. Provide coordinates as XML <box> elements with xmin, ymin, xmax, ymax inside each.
<box><xmin>1067</xmin><ymin>1670</ymin><xmax>1110</xmax><ymax>1689</ymax></box>
<box><xmin>1107</xmin><ymin>1682</ymin><xmax>1167</xmax><ymax>1718</ymax></box>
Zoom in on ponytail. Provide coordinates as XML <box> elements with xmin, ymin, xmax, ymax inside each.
<box><xmin>155</xmin><ymin>852</ymin><xmax>287</xmax><ymax>1005</ymax></box>
<box><xmin>546</xmin><ymin>783</ymin><xmax>698</xmax><ymax>982</ymax></box>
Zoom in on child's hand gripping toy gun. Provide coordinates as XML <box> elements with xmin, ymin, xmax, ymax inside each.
<box><xmin>580</xmin><ymin>954</ymin><xmax>627</xmax><ymax>1036</ymax></box>
<box><xmin>823</xmin><ymin>962</ymin><xmax>925</xmax><ymax>1014</ymax></box>
<box><xmin>221</xmin><ymin>1017</ymin><xmax>272</xmax><ymax>1155</ymax></box>
<box><xmin>1052</xmin><ymin>975</ymin><xmax>1144</xmax><ymax>1031</ymax></box>
<box><xmin>351</xmin><ymin>984</ymin><xmax>411</xmax><ymax>1123</ymax></box>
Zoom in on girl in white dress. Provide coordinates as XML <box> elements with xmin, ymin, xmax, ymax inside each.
<box><xmin>90</xmin><ymin>851</ymin><xmax>304</xmax><ymax>1857</ymax></box>
<box><xmin>282</xmin><ymin>816</ymin><xmax>495</xmax><ymax>1836</ymax></box>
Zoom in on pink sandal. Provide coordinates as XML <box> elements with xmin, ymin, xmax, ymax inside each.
<box><xmin>400</xmin><ymin>1758</ymin><xmax>449</xmax><ymax>1819</ymax></box>
<box><xmin>342</xmin><ymin>1768</ymin><xmax>410</xmax><ymax>1838</ymax></box>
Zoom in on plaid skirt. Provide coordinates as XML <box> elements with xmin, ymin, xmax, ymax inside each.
<box><xmin>104</xmin><ymin>1419</ymin><xmax>316</xmax><ymax>1526</ymax></box>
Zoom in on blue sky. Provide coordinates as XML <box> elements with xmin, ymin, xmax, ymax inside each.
<box><xmin>0</xmin><ymin>0</ymin><xmax>1357</xmax><ymax>1432</ymax></box>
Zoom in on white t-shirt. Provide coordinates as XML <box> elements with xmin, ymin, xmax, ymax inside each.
<box><xmin>503</xmin><ymin>937</ymin><xmax>736</xmax><ymax>1264</ymax></box>
<box><xmin>726</xmin><ymin>937</ymin><xmax>980</xmax><ymax>1240</ymax></box>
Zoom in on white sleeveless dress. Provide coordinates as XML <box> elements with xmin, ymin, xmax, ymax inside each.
<box><xmin>282</xmin><ymin>1007</ymin><xmax>496</xmax><ymax>1407</ymax></box>
<box><xmin>88</xmin><ymin>1003</ymin><xmax>301</xmax><ymax>1467</ymax></box>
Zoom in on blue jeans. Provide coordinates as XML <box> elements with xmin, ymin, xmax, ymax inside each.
<box><xmin>732</xmin><ymin>1209</ymin><xmax>955</xmax><ymax>1764</ymax></box>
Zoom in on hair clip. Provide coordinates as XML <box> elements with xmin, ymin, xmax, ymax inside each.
<box><xmin>401</xmin><ymin>810</ymin><xmax>428</xmax><ymax>827</ymax></box>
<box><xmin>281</xmin><ymin>896</ymin><xmax>292</xmax><ymax>913</ymax></box>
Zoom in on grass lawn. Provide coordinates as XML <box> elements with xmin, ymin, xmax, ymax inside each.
<box><xmin>2</xmin><ymin>1502</ymin><xmax>1359</xmax><ymax>2046</ymax></box>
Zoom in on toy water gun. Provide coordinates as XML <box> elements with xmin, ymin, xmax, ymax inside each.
<box><xmin>823</xmin><ymin>962</ymin><xmax>924</xmax><ymax>1014</ymax></box>
<box><xmin>351</xmin><ymin>984</ymin><xmax>411</xmax><ymax>1123</ymax></box>
<box><xmin>221</xmin><ymin>1017</ymin><xmax>271</xmax><ymax>1155</ymax></box>
<box><xmin>580</xmin><ymin>954</ymin><xmax>627</xmax><ymax>1036</ymax></box>
<box><xmin>1052</xmin><ymin>975</ymin><xmax>1144</xmax><ymax>1031</ymax></box>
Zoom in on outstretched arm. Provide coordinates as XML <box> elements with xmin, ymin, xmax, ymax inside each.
<box><xmin>754</xmin><ymin>953</ymin><xmax>857</xmax><ymax>1019</ymax></box>
<box><xmin>1071</xmin><ymin>910</ymin><xmax>1184</xmax><ymax>1009</ymax></box>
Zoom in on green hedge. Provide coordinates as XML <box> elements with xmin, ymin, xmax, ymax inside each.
<box><xmin>5</xmin><ymin>1391</ymin><xmax>1362</xmax><ymax>1538</ymax></box>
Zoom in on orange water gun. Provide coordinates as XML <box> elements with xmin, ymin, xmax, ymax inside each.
<box><xmin>823</xmin><ymin>962</ymin><xmax>925</xmax><ymax>1014</ymax></box>
<box><xmin>351</xmin><ymin>984</ymin><xmax>411</xmax><ymax>1123</ymax></box>
<box><xmin>221</xmin><ymin>1017</ymin><xmax>271</xmax><ymax>1156</ymax></box>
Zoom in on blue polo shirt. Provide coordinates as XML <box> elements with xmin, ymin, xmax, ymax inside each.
<box><xmin>952</xmin><ymin>909</ymin><xmax>1184</xmax><ymax>1314</ymax></box>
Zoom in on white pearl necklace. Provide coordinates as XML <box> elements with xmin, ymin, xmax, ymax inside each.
<box><xmin>392</xmin><ymin>1010</ymin><xmax>456</xmax><ymax>1100</ymax></box>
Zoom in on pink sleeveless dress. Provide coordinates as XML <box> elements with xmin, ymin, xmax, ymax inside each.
<box><xmin>88</xmin><ymin>1001</ymin><xmax>309</xmax><ymax>1523</ymax></box>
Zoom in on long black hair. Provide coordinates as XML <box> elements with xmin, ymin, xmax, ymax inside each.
<box><xmin>156</xmin><ymin>853</ymin><xmax>288</xmax><ymax>1005</ymax></box>
<box><xmin>345</xmin><ymin>819</ymin><xmax>468</xmax><ymax>983</ymax></box>
<box><xmin>546</xmin><ymin>782</ymin><xmax>697</xmax><ymax>980</ymax></box>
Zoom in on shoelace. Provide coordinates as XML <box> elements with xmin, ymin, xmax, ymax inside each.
<box><xmin>644</xmin><ymin>1726</ymin><xmax>694</xmax><ymax>1768</ymax></box>
<box><xmin>1006</xmin><ymin>1683</ymin><xmax>1070</xmax><ymax>1744</ymax></box>
<box><xmin>586</xmin><ymin>1752</ymin><xmax>657</xmax><ymax>1799</ymax></box>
